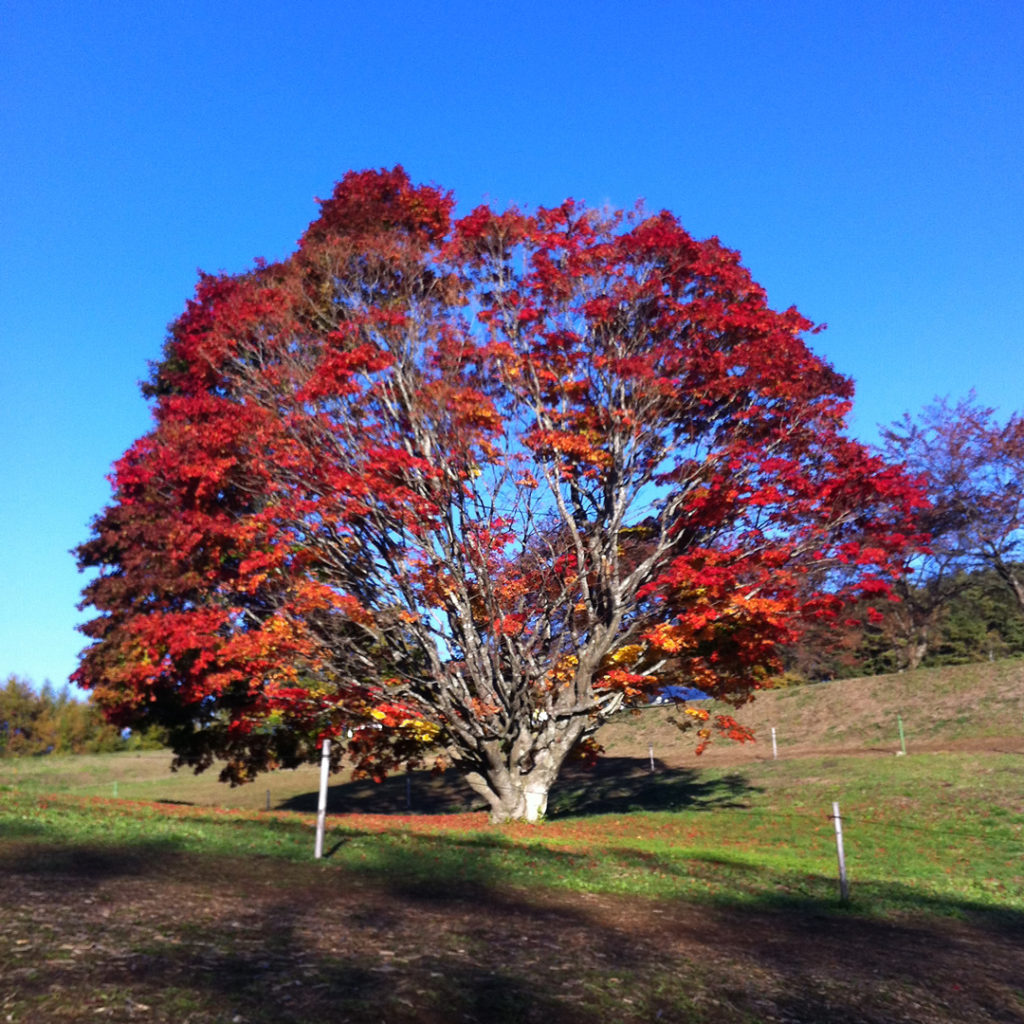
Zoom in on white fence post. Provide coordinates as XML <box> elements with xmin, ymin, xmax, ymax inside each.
<box><xmin>831</xmin><ymin>800</ymin><xmax>849</xmax><ymax>902</ymax></box>
<box><xmin>314</xmin><ymin>738</ymin><xmax>331</xmax><ymax>859</ymax></box>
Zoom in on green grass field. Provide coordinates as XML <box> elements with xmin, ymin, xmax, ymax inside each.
<box><xmin>3</xmin><ymin>748</ymin><xmax>1021</xmax><ymax>917</ymax></box>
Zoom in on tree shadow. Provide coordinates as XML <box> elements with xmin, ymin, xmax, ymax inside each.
<box><xmin>277</xmin><ymin>756</ymin><xmax>759</xmax><ymax>819</ymax></box>
<box><xmin>548</xmin><ymin>757</ymin><xmax>757</xmax><ymax>817</ymax></box>
<box><xmin>0</xmin><ymin>836</ymin><xmax>183</xmax><ymax>879</ymax></box>
<box><xmin>4</xmin><ymin>837</ymin><xmax>1023</xmax><ymax>1024</ymax></box>
<box><xmin>278</xmin><ymin>767</ymin><xmax>486</xmax><ymax>815</ymax></box>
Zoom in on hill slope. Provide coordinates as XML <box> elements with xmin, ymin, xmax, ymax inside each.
<box><xmin>597</xmin><ymin>657</ymin><xmax>1024</xmax><ymax>767</ymax></box>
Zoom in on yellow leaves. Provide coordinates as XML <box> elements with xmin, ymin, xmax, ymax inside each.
<box><xmin>608</xmin><ymin>643</ymin><xmax>643</xmax><ymax>666</ymax></box>
<box><xmin>398</xmin><ymin>718</ymin><xmax>441</xmax><ymax>743</ymax></box>
<box><xmin>547</xmin><ymin>653</ymin><xmax>578</xmax><ymax>688</ymax></box>
<box><xmin>684</xmin><ymin>707</ymin><xmax>710</xmax><ymax>721</ymax></box>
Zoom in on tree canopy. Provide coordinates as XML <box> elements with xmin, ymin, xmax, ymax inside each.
<box><xmin>75</xmin><ymin>167</ymin><xmax>925</xmax><ymax>821</ymax></box>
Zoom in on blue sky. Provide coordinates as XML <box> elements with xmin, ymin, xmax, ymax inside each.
<box><xmin>2</xmin><ymin>0</ymin><xmax>1021</xmax><ymax>693</ymax></box>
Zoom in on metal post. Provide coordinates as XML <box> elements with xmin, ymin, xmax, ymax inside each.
<box><xmin>314</xmin><ymin>738</ymin><xmax>331</xmax><ymax>859</ymax></box>
<box><xmin>897</xmin><ymin>713</ymin><xmax>907</xmax><ymax>756</ymax></box>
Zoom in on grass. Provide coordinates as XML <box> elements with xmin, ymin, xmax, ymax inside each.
<box><xmin>3</xmin><ymin>661</ymin><xmax>1024</xmax><ymax>1022</ymax></box>
<box><xmin>3</xmin><ymin>749</ymin><xmax>1021</xmax><ymax>919</ymax></box>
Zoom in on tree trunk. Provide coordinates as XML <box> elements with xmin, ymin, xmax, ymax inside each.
<box><xmin>903</xmin><ymin>638</ymin><xmax>928</xmax><ymax>671</ymax></box>
<box><xmin>459</xmin><ymin>721</ymin><xmax>586</xmax><ymax>823</ymax></box>
<box><xmin>464</xmin><ymin>763</ymin><xmax>560</xmax><ymax>823</ymax></box>
<box><xmin>1002</xmin><ymin>567</ymin><xmax>1024</xmax><ymax>616</ymax></box>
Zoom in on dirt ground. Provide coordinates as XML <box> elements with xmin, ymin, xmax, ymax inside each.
<box><xmin>3</xmin><ymin>831</ymin><xmax>1023</xmax><ymax>1024</ymax></box>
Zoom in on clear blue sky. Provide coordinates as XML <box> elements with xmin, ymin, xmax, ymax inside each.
<box><xmin>2</xmin><ymin>0</ymin><xmax>1021</xmax><ymax>693</ymax></box>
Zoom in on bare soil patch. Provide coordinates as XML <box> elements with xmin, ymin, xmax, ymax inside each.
<box><xmin>2</xmin><ymin>840</ymin><xmax>1022</xmax><ymax>1024</ymax></box>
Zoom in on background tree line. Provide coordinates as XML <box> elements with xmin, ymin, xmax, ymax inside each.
<box><xmin>0</xmin><ymin>675</ymin><xmax>163</xmax><ymax>756</ymax></box>
<box><xmin>788</xmin><ymin>565</ymin><xmax>1024</xmax><ymax>682</ymax></box>
<box><xmin>785</xmin><ymin>393</ymin><xmax>1024</xmax><ymax>683</ymax></box>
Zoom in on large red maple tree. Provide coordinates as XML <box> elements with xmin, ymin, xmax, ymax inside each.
<box><xmin>76</xmin><ymin>168</ymin><xmax>925</xmax><ymax>821</ymax></box>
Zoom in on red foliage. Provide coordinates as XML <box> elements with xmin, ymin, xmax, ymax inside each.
<box><xmin>75</xmin><ymin>167</ymin><xmax>925</xmax><ymax>816</ymax></box>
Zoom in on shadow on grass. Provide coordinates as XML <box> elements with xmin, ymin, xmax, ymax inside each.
<box><xmin>0</xmin><ymin>836</ymin><xmax>185</xmax><ymax>879</ymax></box>
<box><xmin>3</xmin><ymin>834</ymin><xmax>1023</xmax><ymax>1024</ymax></box>
<box><xmin>279</xmin><ymin>763</ymin><xmax>483</xmax><ymax>815</ymax></box>
<box><xmin>278</xmin><ymin>756</ymin><xmax>758</xmax><ymax>819</ymax></box>
<box><xmin>548</xmin><ymin>757</ymin><xmax>755</xmax><ymax>817</ymax></box>
<box><xmin>313</xmin><ymin>829</ymin><xmax>1024</xmax><ymax>939</ymax></box>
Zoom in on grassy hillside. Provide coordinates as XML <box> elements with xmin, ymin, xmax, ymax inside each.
<box><xmin>597</xmin><ymin>656</ymin><xmax>1024</xmax><ymax>768</ymax></box>
<box><xmin>2</xmin><ymin>657</ymin><xmax>1022</xmax><ymax>814</ymax></box>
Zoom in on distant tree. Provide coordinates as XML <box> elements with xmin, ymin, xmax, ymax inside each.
<box><xmin>882</xmin><ymin>394</ymin><xmax>1024</xmax><ymax>631</ymax></box>
<box><xmin>75</xmin><ymin>167</ymin><xmax>926</xmax><ymax>821</ymax></box>
<box><xmin>0</xmin><ymin>676</ymin><xmax>123</xmax><ymax>755</ymax></box>
<box><xmin>925</xmin><ymin>569</ymin><xmax>1024</xmax><ymax>665</ymax></box>
<box><xmin>0</xmin><ymin>675</ymin><xmax>43</xmax><ymax>755</ymax></box>
<box><xmin>690</xmin><ymin>400</ymin><xmax>1024</xmax><ymax>680</ymax></box>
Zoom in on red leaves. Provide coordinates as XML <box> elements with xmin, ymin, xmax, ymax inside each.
<box><xmin>305</xmin><ymin>166</ymin><xmax>454</xmax><ymax>249</ymax></box>
<box><xmin>300</xmin><ymin>339</ymin><xmax>394</xmax><ymax>402</ymax></box>
<box><xmin>75</xmin><ymin>167</ymin><xmax>927</xmax><ymax>801</ymax></box>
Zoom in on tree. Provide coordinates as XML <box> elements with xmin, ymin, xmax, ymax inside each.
<box><xmin>928</xmin><ymin>568</ymin><xmax>1024</xmax><ymax>664</ymax></box>
<box><xmin>0</xmin><ymin>675</ymin><xmax>43</xmax><ymax>755</ymax></box>
<box><xmin>882</xmin><ymin>394</ymin><xmax>1024</xmax><ymax>632</ymax></box>
<box><xmin>75</xmin><ymin>167</ymin><xmax>925</xmax><ymax>821</ymax></box>
<box><xmin>0</xmin><ymin>675</ymin><xmax>122</xmax><ymax>755</ymax></box>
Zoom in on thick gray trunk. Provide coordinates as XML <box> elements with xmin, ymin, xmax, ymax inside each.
<box><xmin>459</xmin><ymin>722</ymin><xmax>586</xmax><ymax>823</ymax></box>
<box><xmin>464</xmin><ymin>764</ymin><xmax>559</xmax><ymax>823</ymax></box>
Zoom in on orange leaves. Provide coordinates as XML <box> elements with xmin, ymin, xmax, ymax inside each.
<box><xmin>713</xmin><ymin>714</ymin><xmax>755</xmax><ymax>744</ymax></box>
<box><xmin>546</xmin><ymin>654</ymin><xmax>578</xmax><ymax>689</ymax></box>
<box><xmin>525</xmin><ymin>428</ymin><xmax>611</xmax><ymax>471</ymax></box>
<box><xmin>492</xmin><ymin>614</ymin><xmax>526</xmax><ymax>637</ymax></box>
<box><xmin>469</xmin><ymin>696</ymin><xmax>502</xmax><ymax>717</ymax></box>
<box><xmin>642</xmin><ymin>622</ymin><xmax>689</xmax><ymax>654</ymax></box>
<box><xmin>595</xmin><ymin>667</ymin><xmax>657</xmax><ymax>698</ymax></box>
